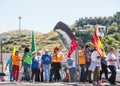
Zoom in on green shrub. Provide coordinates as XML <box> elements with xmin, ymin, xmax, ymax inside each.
<box><xmin>21</xmin><ymin>44</ymin><xmax>27</xmax><ymax>48</ymax></box>
<box><xmin>20</xmin><ymin>34</ymin><xmax>26</xmax><ymax>38</ymax></box>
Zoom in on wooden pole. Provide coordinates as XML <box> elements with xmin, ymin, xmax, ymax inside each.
<box><xmin>0</xmin><ymin>40</ymin><xmax>3</xmax><ymax>72</ymax></box>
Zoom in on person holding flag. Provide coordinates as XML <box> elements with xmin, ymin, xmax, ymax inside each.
<box><xmin>88</xmin><ymin>48</ymin><xmax>101</xmax><ymax>85</ymax></box>
<box><xmin>22</xmin><ymin>47</ymin><xmax>32</xmax><ymax>82</ymax></box>
<box><xmin>5</xmin><ymin>47</ymin><xmax>16</xmax><ymax>82</ymax></box>
<box><xmin>22</xmin><ymin>31</ymin><xmax>36</xmax><ymax>82</ymax></box>
<box><xmin>89</xmin><ymin>25</ymin><xmax>105</xmax><ymax>85</ymax></box>
<box><xmin>67</xmin><ymin>39</ymin><xmax>78</xmax><ymax>82</ymax></box>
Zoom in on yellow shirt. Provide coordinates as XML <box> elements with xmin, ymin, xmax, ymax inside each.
<box><xmin>12</xmin><ymin>55</ymin><xmax>22</xmax><ymax>66</ymax></box>
<box><xmin>78</xmin><ymin>50</ymin><xmax>86</xmax><ymax>64</ymax></box>
<box><xmin>52</xmin><ymin>52</ymin><xmax>64</xmax><ymax>62</ymax></box>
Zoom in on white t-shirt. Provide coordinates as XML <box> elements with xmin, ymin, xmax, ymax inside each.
<box><xmin>107</xmin><ymin>52</ymin><xmax>116</xmax><ymax>66</ymax></box>
<box><xmin>88</xmin><ymin>50</ymin><xmax>100</xmax><ymax>71</ymax></box>
<box><xmin>91</xmin><ymin>50</ymin><xmax>101</xmax><ymax>66</ymax></box>
<box><xmin>67</xmin><ymin>51</ymin><xmax>76</xmax><ymax>68</ymax></box>
<box><xmin>35</xmin><ymin>55</ymin><xmax>42</xmax><ymax>64</ymax></box>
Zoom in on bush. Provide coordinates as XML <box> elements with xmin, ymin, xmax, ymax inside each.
<box><xmin>21</xmin><ymin>44</ymin><xmax>27</xmax><ymax>48</ymax></box>
<box><xmin>20</xmin><ymin>34</ymin><xmax>26</xmax><ymax>38</ymax></box>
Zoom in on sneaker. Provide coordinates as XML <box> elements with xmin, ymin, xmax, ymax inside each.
<box><xmin>93</xmin><ymin>81</ymin><xmax>98</xmax><ymax>85</ymax></box>
<box><xmin>10</xmin><ymin>80</ymin><xmax>13</xmax><ymax>82</ymax></box>
<box><xmin>29</xmin><ymin>80</ymin><xmax>33</xmax><ymax>83</ymax></box>
<box><xmin>89</xmin><ymin>80</ymin><xmax>93</xmax><ymax>83</ymax></box>
<box><xmin>110</xmin><ymin>82</ymin><xmax>116</xmax><ymax>85</ymax></box>
<box><xmin>98</xmin><ymin>80</ymin><xmax>102</xmax><ymax>84</ymax></box>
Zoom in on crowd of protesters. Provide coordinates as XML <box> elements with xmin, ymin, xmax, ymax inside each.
<box><xmin>5</xmin><ymin>45</ymin><xmax>119</xmax><ymax>85</ymax></box>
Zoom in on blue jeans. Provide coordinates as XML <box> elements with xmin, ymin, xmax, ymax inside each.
<box><xmin>80</xmin><ymin>64</ymin><xmax>86</xmax><ymax>82</ymax></box>
<box><xmin>43</xmin><ymin>64</ymin><xmax>50</xmax><ymax>82</ymax></box>
<box><xmin>23</xmin><ymin>62</ymin><xmax>31</xmax><ymax>81</ymax></box>
<box><xmin>9</xmin><ymin>70</ymin><xmax>13</xmax><ymax>81</ymax></box>
<box><xmin>50</xmin><ymin>68</ymin><xmax>54</xmax><ymax>82</ymax></box>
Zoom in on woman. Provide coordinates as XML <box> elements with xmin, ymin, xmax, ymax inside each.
<box><xmin>52</xmin><ymin>47</ymin><xmax>64</xmax><ymax>82</ymax></box>
<box><xmin>107</xmin><ymin>47</ymin><xmax>117</xmax><ymax>85</ymax></box>
<box><xmin>31</xmin><ymin>51</ymin><xmax>39</xmax><ymax>82</ymax></box>
<box><xmin>12</xmin><ymin>50</ymin><xmax>22</xmax><ymax>81</ymax></box>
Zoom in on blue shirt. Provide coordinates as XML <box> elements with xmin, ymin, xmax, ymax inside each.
<box><xmin>41</xmin><ymin>54</ymin><xmax>52</xmax><ymax>65</ymax></box>
<box><xmin>6</xmin><ymin>58</ymin><xmax>12</xmax><ymax>71</ymax></box>
<box><xmin>32</xmin><ymin>57</ymin><xmax>39</xmax><ymax>68</ymax></box>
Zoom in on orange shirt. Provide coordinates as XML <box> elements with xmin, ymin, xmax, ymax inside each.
<box><xmin>12</xmin><ymin>55</ymin><xmax>22</xmax><ymax>66</ymax></box>
<box><xmin>52</xmin><ymin>52</ymin><xmax>64</xmax><ymax>62</ymax></box>
<box><xmin>78</xmin><ymin>50</ymin><xmax>86</xmax><ymax>64</ymax></box>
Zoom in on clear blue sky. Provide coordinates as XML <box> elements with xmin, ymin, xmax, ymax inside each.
<box><xmin>0</xmin><ymin>0</ymin><xmax>120</xmax><ymax>33</ymax></box>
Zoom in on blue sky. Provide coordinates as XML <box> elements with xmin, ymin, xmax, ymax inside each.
<box><xmin>0</xmin><ymin>0</ymin><xmax>120</xmax><ymax>33</ymax></box>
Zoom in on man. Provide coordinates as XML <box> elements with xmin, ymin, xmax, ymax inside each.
<box><xmin>41</xmin><ymin>49</ymin><xmax>52</xmax><ymax>82</ymax></box>
<box><xmin>84</xmin><ymin>45</ymin><xmax>92</xmax><ymax>83</ymax></box>
<box><xmin>67</xmin><ymin>51</ymin><xmax>76</xmax><ymax>82</ymax></box>
<box><xmin>78</xmin><ymin>46</ymin><xmax>86</xmax><ymax>82</ymax></box>
<box><xmin>22</xmin><ymin>47</ymin><xmax>32</xmax><ymax>82</ymax></box>
<box><xmin>88</xmin><ymin>49</ymin><xmax>101</xmax><ymax>85</ymax></box>
<box><xmin>107</xmin><ymin>47</ymin><xmax>117</xmax><ymax>85</ymax></box>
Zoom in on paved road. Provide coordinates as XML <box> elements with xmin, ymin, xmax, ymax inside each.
<box><xmin>1</xmin><ymin>70</ymin><xmax>120</xmax><ymax>86</ymax></box>
<box><xmin>0</xmin><ymin>81</ymin><xmax>120</xmax><ymax>86</ymax></box>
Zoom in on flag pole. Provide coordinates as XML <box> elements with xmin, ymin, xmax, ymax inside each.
<box><xmin>75</xmin><ymin>43</ymin><xmax>79</xmax><ymax>82</ymax></box>
<box><xmin>0</xmin><ymin>40</ymin><xmax>3</xmax><ymax>72</ymax></box>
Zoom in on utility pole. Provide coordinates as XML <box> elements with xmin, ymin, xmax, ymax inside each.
<box><xmin>0</xmin><ymin>39</ymin><xmax>3</xmax><ymax>72</ymax></box>
<box><xmin>19</xmin><ymin>16</ymin><xmax>22</xmax><ymax>37</ymax></box>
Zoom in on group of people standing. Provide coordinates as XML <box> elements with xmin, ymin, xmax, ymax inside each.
<box><xmin>5</xmin><ymin>47</ymin><xmax>64</xmax><ymax>83</ymax></box>
<box><xmin>5</xmin><ymin>45</ymin><xmax>118</xmax><ymax>85</ymax></box>
<box><xmin>78</xmin><ymin>45</ymin><xmax>118</xmax><ymax>85</ymax></box>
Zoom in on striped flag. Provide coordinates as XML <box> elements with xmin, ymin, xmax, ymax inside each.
<box><xmin>92</xmin><ymin>25</ymin><xmax>106</xmax><ymax>56</ymax></box>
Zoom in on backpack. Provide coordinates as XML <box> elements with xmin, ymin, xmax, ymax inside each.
<box><xmin>67</xmin><ymin>59</ymin><xmax>73</xmax><ymax>66</ymax></box>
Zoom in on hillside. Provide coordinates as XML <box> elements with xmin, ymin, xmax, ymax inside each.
<box><xmin>0</xmin><ymin>30</ymin><xmax>67</xmax><ymax>53</ymax></box>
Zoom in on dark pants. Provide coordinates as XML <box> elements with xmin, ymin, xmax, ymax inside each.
<box><xmin>85</xmin><ymin>62</ymin><xmax>92</xmax><ymax>82</ymax></box>
<box><xmin>37</xmin><ymin>69</ymin><xmax>40</xmax><ymax>82</ymax></box>
<box><xmin>37</xmin><ymin>69</ymin><xmax>44</xmax><ymax>82</ymax></box>
<box><xmin>31</xmin><ymin>68</ymin><xmax>38</xmax><ymax>82</ymax></box>
<box><xmin>80</xmin><ymin>64</ymin><xmax>86</xmax><ymax>82</ymax></box>
<box><xmin>69</xmin><ymin>67</ymin><xmax>76</xmax><ymax>82</ymax></box>
<box><xmin>41</xmin><ymin>69</ymin><xmax>44</xmax><ymax>82</ymax></box>
<box><xmin>108</xmin><ymin>65</ymin><xmax>116</xmax><ymax>84</ymax></box>
<box><xmin>53</xmin><ymin>62</ymin><xmax>61</xmax><ymax>81</ymax></box>
<box><xmin>99</xmin><ymin>64</ymin><xmax>108</xmax><ymax>80</ymax></box>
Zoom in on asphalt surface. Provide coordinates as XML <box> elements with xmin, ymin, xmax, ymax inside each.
<box><xmin>1</xmin><ymin>69</ymin><xmax>120</xmax><ymax>86</ymax></box>
<box><xmin>1</xmin><ymin>81</ymin><xmax>120</xmax><ymax>86</ymax></box>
